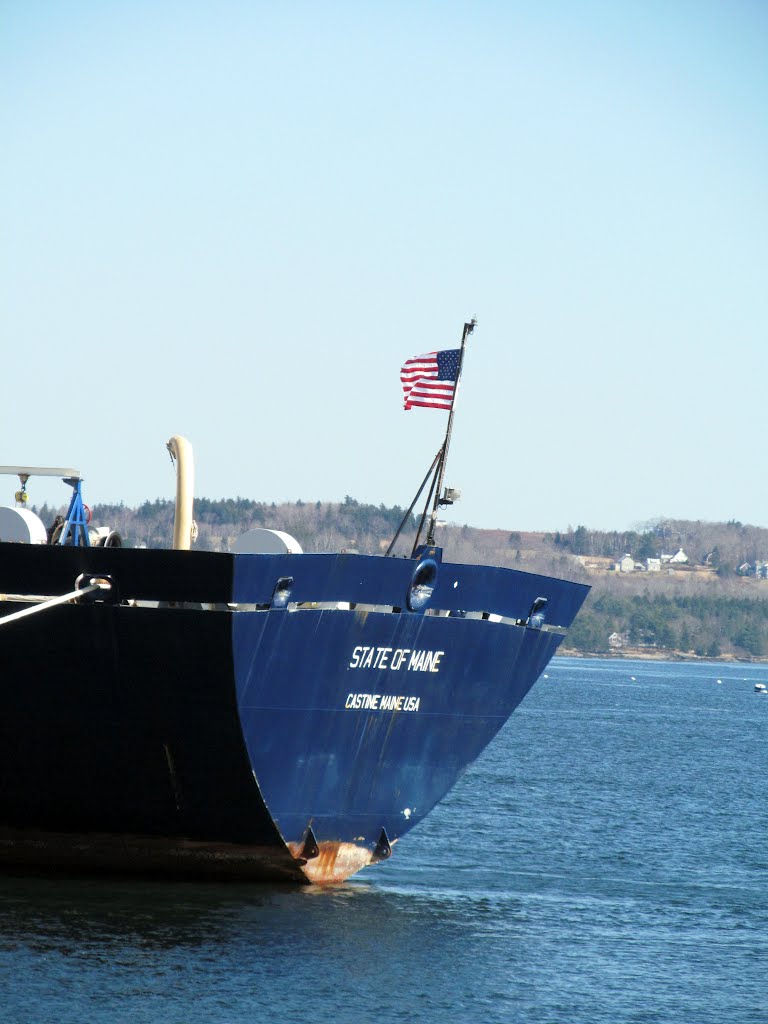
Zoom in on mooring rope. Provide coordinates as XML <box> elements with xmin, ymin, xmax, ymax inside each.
<box><xmin>0</xmin><ymin>578</ymin><xmax>111</xmax><ymax>627</ymax></box>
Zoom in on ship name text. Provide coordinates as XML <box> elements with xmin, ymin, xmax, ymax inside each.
<box><xmin>348</xmin><ymin>646</ymin><xmax>444</xmax><ymax>673</ymax></box>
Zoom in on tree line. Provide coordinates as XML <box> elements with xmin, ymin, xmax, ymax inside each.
<box><xmin>567</xmin><ymin>593</ymin><xmax>768</xmax><ymax>659</ymax></box>
<box><xmin>33</xmin><ymin>495</ymin><xmax>418</xmax><ymax>556</ymax></box>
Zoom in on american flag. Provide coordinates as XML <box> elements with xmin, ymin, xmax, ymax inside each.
<box><xmin>400</xmin><ymin>349</ymin><xmax>460</xmax><ymax>411</ymax></box>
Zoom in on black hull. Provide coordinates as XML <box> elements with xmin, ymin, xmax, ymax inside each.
<box><xmin>0</xmin><ymin>600</ymin><xmax>305</xmax><ymax>881</ymax></box>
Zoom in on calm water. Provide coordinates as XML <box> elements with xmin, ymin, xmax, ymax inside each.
<box><xmin>1</xmin><ymin>658</ymin><xmax>766</xmax><ymax>1023</ymax></box>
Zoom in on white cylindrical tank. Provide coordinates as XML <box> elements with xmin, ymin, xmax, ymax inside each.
<box><xmin>231</xmin><ymin>529</ymin><xmax>303</xmax><ymax>555</ymax></box>
<box><xmin>0</xmin><ymin>507</ymin><xmax>48</xmax><ymax>544</ymax></box>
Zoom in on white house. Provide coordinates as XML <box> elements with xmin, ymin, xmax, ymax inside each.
<box><xmin>661</xmin><ymin>548</ymin><xmax>688</xmax><ymax>564</ymax></box>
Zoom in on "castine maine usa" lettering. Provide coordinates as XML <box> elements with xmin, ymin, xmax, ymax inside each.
<box><xmin>345</xmin><ymin>693</ymin><xmax>421</xmax><ymax>712</ymax></box>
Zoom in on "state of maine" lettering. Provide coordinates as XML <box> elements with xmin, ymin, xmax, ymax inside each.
<box><xmin>348</xmin><ymin>646</ymin><xmax>444</xmax><ymax>673</ymax></box>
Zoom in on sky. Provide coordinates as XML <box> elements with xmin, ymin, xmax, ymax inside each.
<box><xmin>2</xmin><ymin>0</ymin><xmax>767</xmax><ymax>533</ymax></box>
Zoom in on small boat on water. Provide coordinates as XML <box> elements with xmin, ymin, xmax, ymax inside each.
<box><xmin>0</xmin><ymin>324</ymin><xmax>589</xmax><ymax>883</ymax></box>
<box><xmin>755</xmin><ymin>683</ymin><xmax>767</xmax><ymax>694</ymax></box>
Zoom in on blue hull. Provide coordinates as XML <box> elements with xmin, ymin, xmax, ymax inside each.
<box><xmin>233</xmin><ymin>608</ymin><xmax>561</xmax><ymax>878</ymax></box>
<box><xmin>0</xmin><ymin>542</ymin><xmax>588</xmax><ymax>882</ymax></box>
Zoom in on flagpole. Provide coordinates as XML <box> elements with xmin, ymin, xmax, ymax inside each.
<box><xmin>425</xmin><ymin>317</ymin><xmax>476</xmax><ymax>546</ymax></box>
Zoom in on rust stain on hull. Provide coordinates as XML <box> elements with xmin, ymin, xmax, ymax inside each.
<box><xmin>286</xmin><ymin>839</ymin><xmax>390</xmax><ymax>884</ymax></box>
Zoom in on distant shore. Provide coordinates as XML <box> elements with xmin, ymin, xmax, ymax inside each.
<box><xmin>556</xmin><ymin>647</ymin><xmax>768</xmax><ymax>664</ymax></box>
